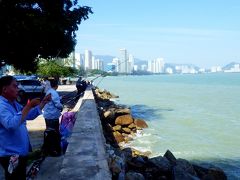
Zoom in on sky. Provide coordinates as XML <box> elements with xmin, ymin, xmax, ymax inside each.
<box><xmin>76</xmin><ymin>0</ymin><xmax>240</xmax><ymax>68</ymax></box>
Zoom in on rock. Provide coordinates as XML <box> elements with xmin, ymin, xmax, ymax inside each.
<box><xmin>192</xmin><ymin>164</ymin><xmax>208</xmax><ymax>178</ymax></box>
<box><xmin>149</xmin><ymin>156</ymin><xmax>172</xmax><ymax>172</ymax></box>
<box><xmin>112</xmin><ymin>125</ymin><xmax>122</xmax><ymax>131</ymax></box>
<box><xmin>128</xmin><ymin>123</ymin><xmax>136</xmax><ymax>129</ymax></box>
<box><xmin>203</xmin><ymin>167</ymin><xmax>227</xmax><ymax>180</ymax></box>
<box><xmin>173</xmin><ymin>165</ymin><xmax>200</xmax><ymax>180</ymax></box>
<box><xmin>176</xmin><ymin>158</ymin><xmax>197</xmax><ymax>176</ymax></box>
<box><xmin>113</xmin><ymin>131</ymin><xmax>125</xmax><ymax>143</ymax></box>
<box><xmin>163</xmin><ymin>150</ymin><xmax>177</xmax><ymax>166</ymax></box>
<box><xmin>122</xmin><ymin>148</ymin><xmax>133</xmax><ymax>161</ymax></box>
<box><xmin>124</xmin><ymin>136</ymin><xmax>134</xmax><ymax>142</ymax></box>
<box><xmin>134</xmin><ymin>119</ymin><xmax>148</xmax><ymax>128</ymax></box>
<box><xmin>121</xmin><ymin>133</ymin><xmax>129</xmax><ymax>137</ymax></box>
<box><xmin>115</xmin><ymin>115</ymin><xmax>134</xmax><ymax>126</ymax></box>
<box><xmin>127</xmin><ymin>156</ymin><xmax>147</xmax><ymax>170</ymax></box>
<box><xmin>109</xmin><ymin>155</ymin><xmax>124</xmax><ymax>176</ymax></box>
<box><xmin>126</xmin><ymin>171</ymin><xmax>145</xmax><ymax>180</ymax></box>
<box><xmin>193</xmin><ymin>164</ymin><xmax>227</xmax><ymax>180</ymax></box>
<box><xmin>115</xmin><ymin>108</ymin><xmax>131</xmax><ymax>116</ymax></box>
<box><xmin>132</xmin><ymin>148</ymin><xmax>151</xmax><ymax>157</ymax></box>
<box><xmin>103</xmin><ymin>110</ymin><xmax>112</xmax><ymax>118</ymax></box>
<box><xmin>122</xmin><ymin>127</ymin><xmax>132</xmax><ymax>134</ymax></box>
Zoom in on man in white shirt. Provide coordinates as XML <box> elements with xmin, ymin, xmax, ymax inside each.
<box><xmin>43</xmin><ymin>79</ymin><xmax>63</xmax><ymax>131</ymax></box>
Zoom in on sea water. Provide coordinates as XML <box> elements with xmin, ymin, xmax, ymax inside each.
<box><xmin>96</xmin><ymin>73</ymin><xmax>240</xmax><ymax>179</ymax></box>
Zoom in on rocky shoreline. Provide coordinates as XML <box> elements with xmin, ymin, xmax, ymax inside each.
<box><xmin>93</xmin><ymin>87</ymin><xmax>227</xmax><ymax>180</ymax></box>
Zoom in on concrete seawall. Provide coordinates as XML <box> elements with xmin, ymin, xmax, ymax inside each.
<box><xmin>60</xmin><ymin>87</ymin><xmax>111</xmax><ymax>179</ymax></box>
<box><xmin>36</xmin><ymin>87</ymin><xmax>111</xmax><ymax>179</ymax></box>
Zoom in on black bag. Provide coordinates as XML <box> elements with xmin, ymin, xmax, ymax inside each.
<box><xmin>42</xmin><ymin>128</ymin><xmax>61</xmax><ymax>157</ymax></box>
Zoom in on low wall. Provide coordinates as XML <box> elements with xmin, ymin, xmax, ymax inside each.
<box><xmin>60</xmin><ymin>87</ymin><xmax>111</xmax><ymax>179</ymax></box>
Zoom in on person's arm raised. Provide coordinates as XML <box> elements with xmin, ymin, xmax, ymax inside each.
<box><xmin>21</xmin><ymin>98</ymin><xmax>41</xmax><ymax>123</ymax></box>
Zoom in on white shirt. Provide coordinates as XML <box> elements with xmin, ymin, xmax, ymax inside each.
<box><xmin>43</xmin><ymin>88</ymin><xmax>63</xmax><ymax>119</ymax></box>
<box><xmin>43</xmin><ymin>80</ymin><xmax>51</xmax><ymax>93</ymax></box>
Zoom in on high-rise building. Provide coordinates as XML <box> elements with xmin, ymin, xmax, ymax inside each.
<box><xmin>148</xmin><ymin>58</ymin><xmax>165</xmax><ymax>73</ymax></box>
<box><xmin>95</xmin><ymin>59</ymin><xmax>104</xmax><ymax>71</ymax></box>
<box><xmin>84</xmin><ymin>50</ymin><xmax>92</xmax><ymax>70</ymax></box>
<box><xmin>75</xmin><ymin>53</ymin><xmax>81</xmax><ymax>69</ymax></box>
<box><xmin>128</xmin><ymin>54</ymin><xmax>134</xmax><ymax>73</ymax></box>
<box><xmin>155</xmin><ymin>58</ymin><xmax>165</xmax><ymax>73</ymax></box>
<box><xmin>112</xmin><ymin>58</ymin><xmax>120</xmax><ymax>72</ymax></box>
<box><xmin>119</xmin><ymin>48</ymin><xmax>128</xmax><ymax>73</ymax></box>
<box><xmin>92</xmin><ymin>56</ymin><xmax>95</xmax><ymax>69</ymax></box>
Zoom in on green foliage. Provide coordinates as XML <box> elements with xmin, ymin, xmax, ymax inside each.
<box><xmin>0</xmin><ymin>0</ymin><xmax>92</xmax><ymax>72</ymax></box>
<box><xmin>37</xmin><ymin>60</ymin><xmax>77</xmax><ymax>78</ymax></box>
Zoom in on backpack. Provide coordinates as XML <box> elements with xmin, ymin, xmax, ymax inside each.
<box><xmin>60</xmin><ymin>111</ymin><xmax>76</xmax><ymax>138</ymax></box>
<box><xmin>42</xmin><ymin>128</ymin><xmax>61</xmax><ymax>157</ymax></box>
<box><xmin>59</xmin><ymin>112</ymin><xmax>76</xmax><ymax>154</ymax></box>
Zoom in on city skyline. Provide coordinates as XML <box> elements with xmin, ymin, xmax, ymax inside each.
<box><xmin>72</xmin><ymin>48</ymin><xmax>240</xmax><ymax>74</ymax></box>
<box><xmin>76</xmin><ymin>0</ymin><xmax>240</xmax><ymax>69</ymax></box>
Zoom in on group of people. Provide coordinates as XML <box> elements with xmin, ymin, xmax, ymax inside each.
<box><xmin>0</xmin><ymin>76</ymin><xmax>63</xmax><ymax>179</ymax></box>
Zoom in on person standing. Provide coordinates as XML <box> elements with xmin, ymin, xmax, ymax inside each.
<box><xmin>76</xmin><ymin>76</ymin><xmax>83</xmax><ymax>95</ymax></box>
<box><xmin>43</xmin><ymin>79</ymin><xmax>63</xmax><ymax>132</ymax></box>
<box><xmin>42</xmin><ymin>79</ymin><xmax>63</xmax><ymax>156</ymax></box>
<box><xmin>0</xmin><ymin>76</ymin><xmax>51</xmax><ymax>180</ymax></box>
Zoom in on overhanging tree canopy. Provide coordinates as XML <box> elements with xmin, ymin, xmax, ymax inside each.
<box><xmin>0</xmin><ymin>0</ymin><xmax>92</xmax><ymax>72</ymax></box>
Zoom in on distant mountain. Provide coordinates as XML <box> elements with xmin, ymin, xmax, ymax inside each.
<box><xmin>94</xmin><ymin>55</ymin><xmax>116</xmax><ymax>64</ymax></box>
<box><xmin>222</xmin><ymin>62</ymin><xmax>239</xmax><ymax>70</ymax></box>
<box><xmin>134</xmin><ymin>58</ymin><xmax>148</xmax><ymax>66</ymax></box>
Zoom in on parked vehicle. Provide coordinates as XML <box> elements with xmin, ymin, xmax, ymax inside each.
<box><xmin>17</xmin><ymin>79</ymin><xmax>44</xmax><ymax>94</ymax></box>
<box><xmin>17</xmin><ymin>79</ymin><xmax>44</xmax><ymax>104</ymax></box>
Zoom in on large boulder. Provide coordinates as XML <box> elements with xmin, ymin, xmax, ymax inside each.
<box><xmin>128</xmin><ymin>123</ymin><xmax>136</xmax><ymax>129</ymax></box>
<box><xmin>148</xmin><ymin>156</ymin><xmax>172</xmax><ymax>173</ymax></box>
<box><xmin>193</xmin><ymin>164</ymin><xmax>227</xmax><ymax>180</ymax></box>
<box><xmin>203</xmin><ymin>167</ymin><xmax>227</xmax><ymax>180</ymax></box>
<box><xmin>115</xmin><ymin>108</ymin><xmax>131</xmax><ymax>116</ymax></box>
<box><xmin>122</xmin><ymin>127</ymin><xmax>132</xmax><ymax>134</ymax></box>
<box><xmin>126</xmin><ymin>171</ymin><xmax>145</xmax><ymax>180</ymax></box>
<box><xmin>113</xmin><ymin>131</ymin><xmax>125</xmax><ymax>143</ymax></box>
<box><xmin>164</xmin><ymin>150</ymin><xmax>177</xmax><ymax>166</ymax></box>
<box><xmin>112</xmin><ymin>125</ymin><xmax>122</xmax><ymax>131</ymax></box>
<box><xmin>173</xmin><ymin>165</ymin><xmax>200</xmax><ymax>180</ymax></box>
<box><xmin>176</xmin><ymin>159</ymin><xmax>197</xmax><ymax>176</ymax></box>
<box><xmin>134</xmin><ymin>119</ymin><xmax>148</xmax><ymax>128</ymax></box>
<box><xmin>109</xmin><ymin>155</ymin><xmax>124</xmax><ymax>176</ymax></box>
<box><xmin>115</xmin><ymin>115</ymin><xmax>134</xmax><ymax>126</ymax></box>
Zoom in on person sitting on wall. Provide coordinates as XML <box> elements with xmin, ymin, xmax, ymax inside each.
<box><xmin>0</xmin><ymin>75</ymin><xmax>51</xmax><ymax>180</ymax></box>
